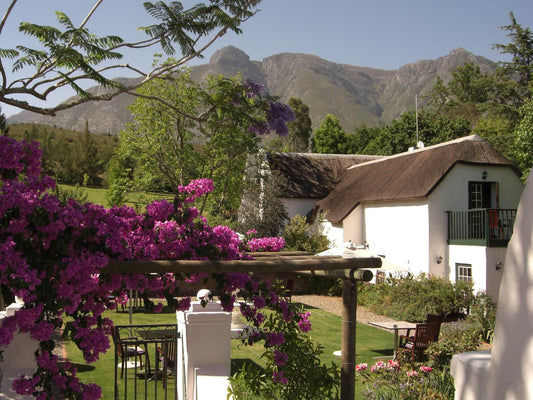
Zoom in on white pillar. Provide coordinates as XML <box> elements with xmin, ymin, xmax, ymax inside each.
<box><xmin>0</xmin><ymin>304</ymin><xmax>39</xmax><ymax>400</ymax></box>
<box><xmin>177</xmin><ymin>291</ymin><xmax>231</xmax><ymax>400</ymax></box>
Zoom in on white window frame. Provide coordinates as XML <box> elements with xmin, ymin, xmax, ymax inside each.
<box><xmin>456</xmin><ymin>263</ymin><xmax>473</xmax><ymax>283</ymax></box>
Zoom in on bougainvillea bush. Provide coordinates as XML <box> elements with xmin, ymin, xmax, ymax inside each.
<box><xmin>0</xmin><ymin>136</ymin><xmax>335</xmax><ymax>399</ymax></box>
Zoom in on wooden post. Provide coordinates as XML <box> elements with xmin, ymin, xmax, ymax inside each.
<box><xmin>341</xmin><ymin>275</ymin><xmax>357</xmax><ymax>400</ymax></box>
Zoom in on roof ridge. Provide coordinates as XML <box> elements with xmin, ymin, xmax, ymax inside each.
<box><xmin>347</xmin><ymin>134</ymin><xmax>484</xmax><ymax>170</ymax></box>
<box><xmin>269</xmin><ymin>152</ymin><xmax>383</xmax><ymax>159</ymax></box>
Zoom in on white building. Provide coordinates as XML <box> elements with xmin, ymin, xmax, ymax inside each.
<box><xmin>266</xmin><ymin>136</ymin><xmax>523</xmax><ymax>299</ymax></box>
<box><xmin>309</xmin><ymin>135</ymin><xmax>523</xmax><ymax>298</ymax></box>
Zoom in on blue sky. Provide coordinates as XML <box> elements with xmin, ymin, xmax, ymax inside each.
<box><xmin>2</xmin><ymin>0</ymin><xmax>533</xmax><ymax>117</ymax></box>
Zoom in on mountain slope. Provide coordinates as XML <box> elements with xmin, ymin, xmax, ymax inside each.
<box><xmin>7</xmin><ymin>46</ymin><xmax>496</xmax><ymax>133</ymax></box>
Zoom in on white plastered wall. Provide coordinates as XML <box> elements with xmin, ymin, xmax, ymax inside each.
<box><xmin>363</xmin><ymin>201</ymin><xmax>429</xmax><ymax>275</ymax></box>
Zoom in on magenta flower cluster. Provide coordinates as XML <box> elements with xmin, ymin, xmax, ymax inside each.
<box><xmin>0</xmin><ymin>137</ymin><xmax>312</xmax><ymax>399</ymax></box>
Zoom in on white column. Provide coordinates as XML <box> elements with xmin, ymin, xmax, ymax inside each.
<box><xmin>177</xmin><ymin>291</ymin><xmax>231</xmax><ymax>400</ymax></box>
<box><xmin>0</xmin><ymin>303</ymin><xmax>39</xmax><ymax>400</ymax></box>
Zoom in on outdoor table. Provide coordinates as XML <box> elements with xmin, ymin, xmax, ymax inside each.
<box><xmin>368</xmin><ymin>320</ymin><xmax>416</xmax><ymax>358</ymax></box>
<box><xmin>119</xmin><ymin>325</ymin><xmax>177</xmax><ymax>380</ymax></box>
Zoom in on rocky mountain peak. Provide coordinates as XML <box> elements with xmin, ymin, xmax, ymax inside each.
<box><xmin>209</xmin><ymin>46</ymin><xmax>252</xmax><ymax>68</ymax></box>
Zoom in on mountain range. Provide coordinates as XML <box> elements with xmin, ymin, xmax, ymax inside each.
<box><xmin>7</xmin><ymin>46</ymin><xmax>496</xmax><ymax>134</ymax></box>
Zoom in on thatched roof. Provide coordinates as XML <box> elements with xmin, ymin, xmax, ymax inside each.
<box><xmin>267</xmin><ymin>153</ymin><xmax>383</xmax><ymax>198</ymax></box>
<box><xmin>314</xmin><ymin>135</ymin><xmax>521</xmax><ymax>224</ymax></box>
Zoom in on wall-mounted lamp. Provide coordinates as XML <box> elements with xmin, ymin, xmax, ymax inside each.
<box><xmin>496</xmin><ymin>260</ymin><xmax>503</xmax><ymax>270</ymax></box>
<box><xmin>436</xmin><ymin>255</ymin><xmax>443</xmax><ymax>264</ymax></box>
<box><xmin>482</xmin><ymin>170</ymin><xmax>488</xmax><ymax>180</ymax></box>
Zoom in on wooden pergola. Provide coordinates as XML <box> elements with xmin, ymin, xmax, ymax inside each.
<box><xmin>103</xmin><ymin>253</ymin><xmax>382</xmax><ymax>400</ymax></box>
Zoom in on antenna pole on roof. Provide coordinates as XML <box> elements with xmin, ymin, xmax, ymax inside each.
<box><xmin>415</xmin><ymin>94</ymin><xmax>419</xmax><ymax>146</ymax></box>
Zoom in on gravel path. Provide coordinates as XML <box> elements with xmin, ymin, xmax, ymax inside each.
<box><xmin>292</xmin><ymin>294</ymin><xmax>397</xmax><ymax>325</ymax></box>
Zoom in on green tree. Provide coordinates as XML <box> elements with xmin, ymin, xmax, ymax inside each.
<box><xmin>310</xmin><ymin>114</ymin><xmax>348</xmax><ymax>153</ymax></box>
<box><xmin>105</xmin><ymin>154</ymin><xmax>132</xmax><ymax>206</ymax></box>
<box><xmin>426</xmin><ymin>62</ymin><xmax>507</xmax><ymax>125</ymax></box>
<box><xmin>514</xmin><ymin>94</ymin><xmax>533</xmax><ymax>180</ymax></box>
<box><xmin>116</xmin><ymin>69</ymin><xmax>202</xmax><ymax>193</ymax></box>
<box><xmin>283</xmin><ymin>214</ymin><xmax>330</xmax><ymax>253</ymax></box>
<box><xmin>111</xmin><ymin>72</ymin><xmax>292</xmax><ymax>222</ymax></box>
<box><xmin>364</xmin><ymin>111</ymin><xmax>471</xmax><ymax>155</ymax></box>
<box><xmin>78</xmin><ymin>121</ymin><xmax>100</xmax><ymax>186</ymax></box>
<box><xmin>0</xmin><ymin>106</ymin><xmax>8</xmax><ymax>135</ymax></box>
<box><xmin>493</xmin><ymin>12</ymin><xmax>533</xmax><ymax>101</ymax></box>
<box><xmin>237</xmin><ymin>158</ymin><xmax>289</xmax><ymax>237</ymax></box>
<box><xmin>286</xmin><ymin>98</ymin><xmax>312</xmax><ymax>152</ymax></box>
<box><xmin>0</xmin><ymin>0</ymin><xmax>262</xmax><ymax>115</ymax></box>
<box><xmin>472</xmin><ymin>115</ymin><xmax>517</xmax><ymax>163</ymax></box>
<box><xmin>346</xmin><ymin>123</ymin><xmax>382</xmax><ymax>154</ymax></box>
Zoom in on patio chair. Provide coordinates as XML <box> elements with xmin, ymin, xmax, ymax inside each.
<box><xmin>284</xmin><ymin>279</ymin><xmax>295</xmax><ymax>303</ymax></box>
<box><xmin>111</xmin><ymin>327</ymin><xmax>145</xmax><ymax>378</ymax></box>
<box><xmin>425</xmin><ymin>314</ymin><xmax>442</xmax><ymax>342</ymax></box>
<box><xmin>399</xmin><ymin>322</ymin><xmax>438</xmax><ymax>360</ymax></box>
<box><xmin>156</xmin><ymin>335</ymin><xmax>176</xmax><ymax>386</ymax></box>
<box><xmin>400</xmin><ymin>314</ymin><xmax>442</xmax><ymax>344</ymax></box>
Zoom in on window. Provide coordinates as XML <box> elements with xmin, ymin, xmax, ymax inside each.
<box><xmin>469</xmin><ymin>182</ymin><xmax>485</xmax><ymax>209</ymax></box>
<box><xmin>456</xmin><ymin>263</ymin><xmax>472</xmax><ymax>283</ymax></box>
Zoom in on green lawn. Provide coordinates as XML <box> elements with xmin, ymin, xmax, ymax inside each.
<box><xmin>58</xmin><ymin>184</ymin><xmax>174</xmax><ymax>209</ymax></box>
<box><xmin>64</xmin><ymin>302</ymin><xmax>394</xmax><ymax>399</ymax></box>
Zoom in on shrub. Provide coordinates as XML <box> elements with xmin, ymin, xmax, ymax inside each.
<box><xmin>54</xmin><ymin>184</ymin><xmax>89</xmax><ymax>205</ymax></box>
<box><xmin>228</xmin><ymin>304</ymin><xmax>340</xmax><ymax>400</ymax></box>
<box><xmin>467</xmin><ymin>291</ymin><xmax>497</xmax><ymax>343</ymax></box>
<box><xmin>283</xmin><ymin>214</ymin><xmax>330</xmax><ymax>253</ymax></box>
<box><xmin>426</xmin><ymin>320</ymin><xmax>481</xmax><ymax>370</ymax></box>
<box><xmin>307</xmin><ymin>276</ymin><xmax>342</xmax><ymax>296</ymax></box>
<box><xmin>358</xmin><ymin>273</ymin><xmax>475</xmax><ymax>322</ymax></box>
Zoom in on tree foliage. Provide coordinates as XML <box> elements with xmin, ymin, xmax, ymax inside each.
<box><xmin>514</xmin><ymin>93</ymin><xmax>533</xmax><ymax>180</ymax></box>
<box><xmin>423</xmin><ymin>13</ymin><xmax>533</xmax><ymax>173</ymax></box>
<box><xmin>310</xmin><ymin>114</ymin><xmax>348</xmax><ymax>153</ymax></box>
<box><xmin>286</xmin><ymin>97</ymin><xmax>312</xmax><ymax>152</ymax></box>
<box><xmin>237</xmin><ymin>159</ymin><xmax>289</xmax><ymax>237</ymax></box>
<box><xmin>0</xmin><ymin>0</ymin><xmax>262</xmax><ymax>115</ymax></box>
<box><xmin>109</xmin><ymin>72</ymin><xmax>294</xmax><ymax>224</ymax></box>
<box><xmin>0</xmin><ymin>106</ymin><xmax>8</xmax><ymax>135</ymax></box>
<box><xmin>493</xmin><ymin>12</ymin><xmax>533</xmax><ymax>101</ymax></box>
<box><xmin>6</xmin><ymin>123</ymin><xmax>115</xmax><ymax>185</ymax></box>
<box><xmin>357</xmin><ymin>111</ymin><xmax>470</xmax><ymax>156</ymax></box>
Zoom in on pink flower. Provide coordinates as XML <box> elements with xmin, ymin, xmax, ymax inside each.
<box><xmin>406</xmin><ymin>370</ymin><xmax>419</xmax><ymax>377</ymax></box>
<box><xmin>266</xmin><ymin>332</ymin><xmax>285</xmax><ymax>347</ymax></box>
<box><xmin>420</xmin><ymin>365</ymin><xmax>433</xmax><ymax>373</ymax></box>
<box><xmin>273</xmin><ymin>370</ymin><xmax>289</xmax><ymax>385</ymax></box>
<box><xmin>371</xmin><ymin>361</ymin><xmax>386</xmax><ymax>372</ymax></box>
<box><xmin>253</xmin><ymin>296</ymin><xmax>266</xmax><ymax>309</ymax></box>
<box><xmin>356</xmin><ymin>363</ymin><xmax>368</xmax><ymax>372</ymax></box>
<box><xmin>273</xmin><ymin>350</ymin><xmax>288</xmax><ymax>366</ymax></box>
<box><xmin>298</xmin><ymin>311</ymin><xmax>312</xmax><ymax>333</ymax></box>
<box><xmin>386</xmin><ymin>359</ymin><xmax>400</xmax><ymax>371</ymax></box>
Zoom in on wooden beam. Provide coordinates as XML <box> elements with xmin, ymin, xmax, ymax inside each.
<box><xmin>102</xmin><ymin>256</ymin><xmax>382</xmax><ymax>275</ymax></box>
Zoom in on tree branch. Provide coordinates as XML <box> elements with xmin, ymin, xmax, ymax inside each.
<box><xmin>1</xmin><ymin>0</ymin><xmax>262</xmax><ymax>116</ymax></box>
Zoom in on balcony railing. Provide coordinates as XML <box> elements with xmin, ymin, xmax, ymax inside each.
<box><xmin>446</xmin><ymin>209</ymin><xmax>517</xmax><ymax>247</ymax></box>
